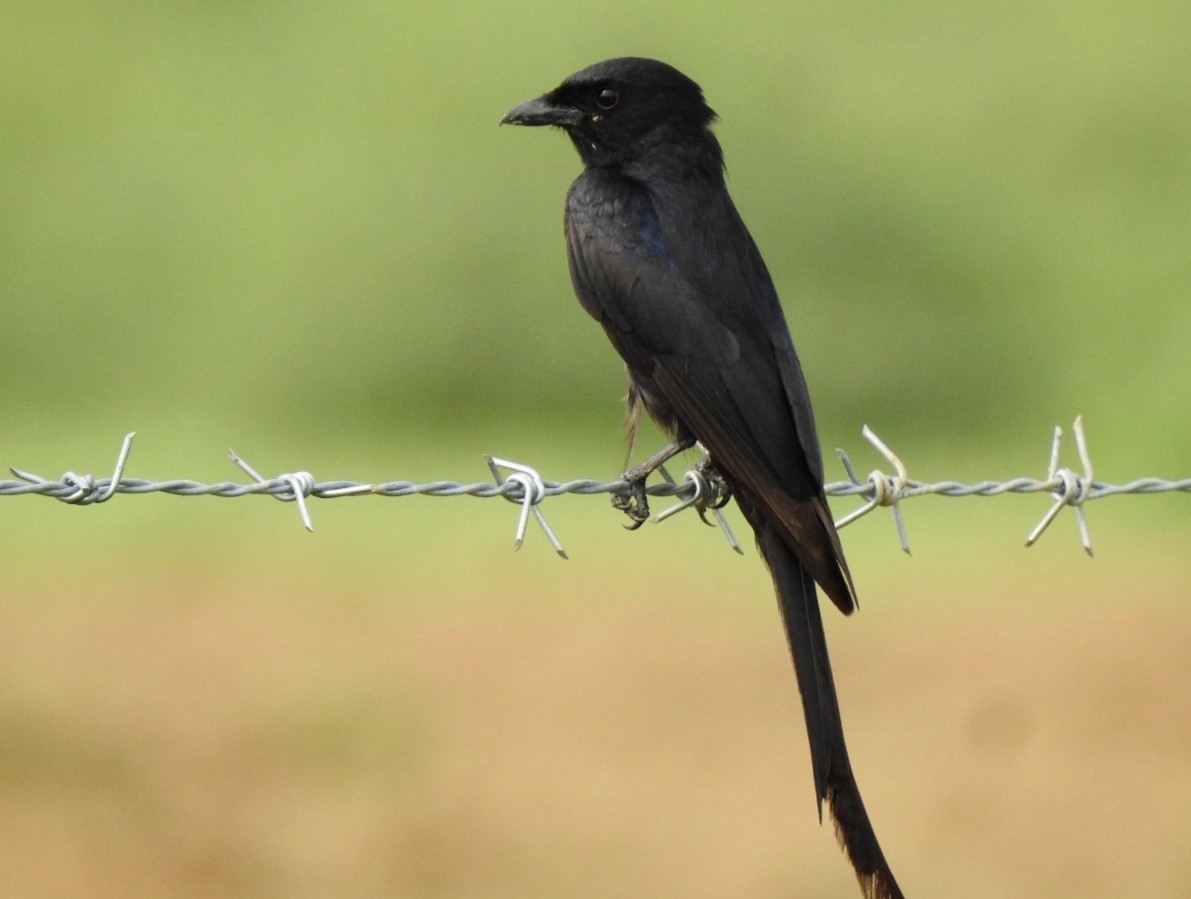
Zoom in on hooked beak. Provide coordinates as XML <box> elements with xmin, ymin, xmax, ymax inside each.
<box><xmin>500</xmin><ymin>93</ymin><xmax>582</xmax><ymax>127</ymax></box>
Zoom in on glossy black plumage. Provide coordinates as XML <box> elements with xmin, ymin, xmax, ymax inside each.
<box><xmin>503</xmin><ymin>57</ymin><xmax>903</xmax><ymax>899</ymax></box>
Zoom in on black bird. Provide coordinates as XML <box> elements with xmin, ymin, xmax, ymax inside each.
<box><xmin>502</xmin><ymin>58</ymin><xmax>903</xmax><ymax>899</ymax></box>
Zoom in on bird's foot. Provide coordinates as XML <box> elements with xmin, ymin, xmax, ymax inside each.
<box><xmin>612</xmin><ymin>462</ymin><xmax>653</xmax><ymax>528</ymax></box>
<box><xmin>612</xmin><ymin>438</ymin><xmax>696</xmax><ymax>529</ymax></box>
<box><xmin>692</xmin><ymin>455</ymin><xmax>732</xmax><ymax>526</ymax></box>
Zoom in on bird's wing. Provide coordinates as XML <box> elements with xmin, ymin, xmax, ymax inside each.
<box><xmin>566</xmin><ymin>175</ymin><xmax>855</xmax><ymax>612</ymax></box>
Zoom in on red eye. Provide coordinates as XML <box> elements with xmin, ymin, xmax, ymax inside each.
<box><xmin>597</xmin><ymin>89</ymin><xmax>619</xmax><ymax>110</ymax></box>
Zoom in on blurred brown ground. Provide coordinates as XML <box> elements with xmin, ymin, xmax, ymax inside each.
<box><xmin>1</xmin><ymin>545</ymin><xmax>1188</xmax><ymax>899</ymax></box>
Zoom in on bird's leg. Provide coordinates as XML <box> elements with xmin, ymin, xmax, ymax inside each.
<box><xmin>613</xmin><ymin>438</ymin><xmax>696</xmax><ymax>528</ymax></box>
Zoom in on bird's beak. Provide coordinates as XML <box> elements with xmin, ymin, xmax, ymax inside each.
<box><xmin>500</xmin><ymin>93</ymin><xmax>582</xmax><ymax>127</ymax></box>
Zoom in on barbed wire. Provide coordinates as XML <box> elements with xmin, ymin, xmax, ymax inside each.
<box><xmin>3</xmin><ymin>418</ymin><xmax>1188</xmax><ymax>558</ymax></box>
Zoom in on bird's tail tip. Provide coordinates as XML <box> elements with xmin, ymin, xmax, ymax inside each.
<box><xmin>826</xmin><ymin>785</ymin><xmax>905</xmax><ymax>899</ymax></box>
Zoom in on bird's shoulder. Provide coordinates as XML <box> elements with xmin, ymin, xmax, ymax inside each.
<box><xmin>564</xmin><ymin>168</ymin><xmax>767</xmax><ymax>365</ymax></box>
<box><xmin>564</xmin><ymin>169</ymin><xmax>670</xmax><ymax>261</ymax></box>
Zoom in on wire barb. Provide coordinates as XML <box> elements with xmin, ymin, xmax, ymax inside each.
<box><xmin>9</xmin><ymin>431</ymin><xmax>137</xmax><ymax>506</ymax></box>
<box><xmin>833</xmin><ymin>426</ymin><xmax>912</xmax><ymax>553</ymax></box>
<box><xmin>227</xmin><ymin>449</ymin><xmax>316</xmax><ymax>532</ymax></box>
<box><xmin>654</xmin><ymin>461</ymin><xmax>743</xmax><ymax>554</ymax></box>
<box><xmin>486</xmin><ymin>456</ymin><xmax>568</xmax><ymax>559</ymax></box>
<box><xmin>1025</xmin><ymin>416</ymin><xmax>1094</xmax><ymax>555</ymax></box>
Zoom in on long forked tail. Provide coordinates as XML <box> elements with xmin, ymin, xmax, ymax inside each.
<box><xmin>756</xmin><ymin>523</ymin><xmax>905</xmax><ymax>899</ymax></box>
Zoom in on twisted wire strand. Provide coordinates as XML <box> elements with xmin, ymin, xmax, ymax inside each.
<box><xmin>3</xmin><ymin>473</ymin><xmax>1188</xmax><ymax>502</ymax></box>
<box><xmin>4</xmin><ymin>424</ymin><xmax>1186</xmax><ymax>555</ymax></box>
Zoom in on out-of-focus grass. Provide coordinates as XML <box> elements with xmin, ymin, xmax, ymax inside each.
<box><xmin>2</xmin><ymin>2</ymin><xmax>1189</xmax><ymax>464</ymax></box>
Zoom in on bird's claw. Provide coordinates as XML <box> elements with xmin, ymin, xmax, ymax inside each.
<box><xmin>683</xmin><ymin>455</ymin><xmax>731</xmax><ymax>527</ymax></box>
<box><xmin>612</xmin><ymin>466</ymin><xmax>652</xmax><ymax>527</ymax></box>
<box><xmin>694</xmin><ymin>456</ymin><xmax>731</xmax><ymax>512</ymax></box>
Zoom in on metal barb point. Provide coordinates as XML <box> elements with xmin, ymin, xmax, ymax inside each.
<box><xmin>653</xmin><ymin>464</ymin><xmax>704</xmax><ymax>522</ymax></box>
<box><xmin>486</xmin><ymin>456</ymin><xmax>567</xmax><ymax>558</ymax></box>
<box><xmin>833</xmin><ymin>426</ymin><xmax>911</xmax><ymax>553</ymax></box>
<box><xmin>97</xmin><ymin>431</ymin><xmax>138</xmax><ymax>503</ymax></box>
<box><xmin>228</xmin><ymin>448</ymin><xmax>316</xmax><ymax>532</ymax></box>
<box><xmin>1024</xmin><ymin>416</ymin><xmax>1094</xmax><ymax>555</ymax></box>
<box><xmin>653</xmin><ymin>463</ymin><xmax>742</xmax><ymax>554</ymax></box>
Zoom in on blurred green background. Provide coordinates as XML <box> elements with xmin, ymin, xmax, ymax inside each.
<box><xmin>2</xmin><ymin>3</ymin><xmax>1189</xmax><ymax>897</ymax></box>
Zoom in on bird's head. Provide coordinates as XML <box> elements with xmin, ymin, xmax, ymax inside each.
<box><xmin>501</xmin><ymin>57</ymin><xmax>721</xmax><ymax>173</ymax></box>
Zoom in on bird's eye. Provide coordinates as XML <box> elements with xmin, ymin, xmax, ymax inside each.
<box><xmin>596</xmin><ymin>89</ymin><xmax>619</xmax><ymax>110</ymax></box>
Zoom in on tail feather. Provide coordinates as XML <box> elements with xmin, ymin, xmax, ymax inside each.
<box><xmin>755</xmin><ymin>520</ymin><xmax>904</xmax><ymax>899</ymax></box>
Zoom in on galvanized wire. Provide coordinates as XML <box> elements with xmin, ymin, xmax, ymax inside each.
<box><xmin>4</xmin><ymin>471</ymin><xmax>1188</xmax><ymax>502</ymax></box>
<box><xmin>3</xmin><ymin>421</ymin><xmax>1188</xmax><ymax>556</ymax></box>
